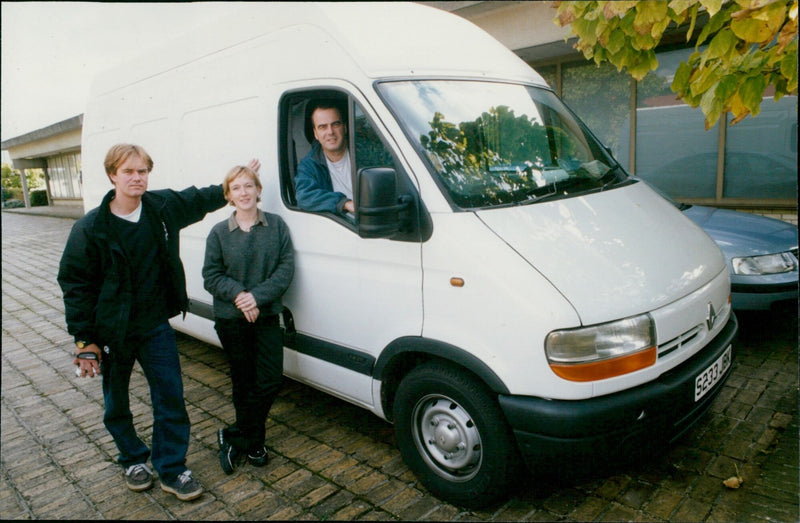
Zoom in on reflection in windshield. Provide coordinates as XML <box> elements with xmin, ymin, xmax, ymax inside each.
<box><xmin>379</xmin><ymin>81</ymin><xmax>628</xmax><ymax>209</ymax></box>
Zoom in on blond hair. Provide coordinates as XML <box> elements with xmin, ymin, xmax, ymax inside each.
<box><xmin>104</xmin><ymin>144</ymin><xmax>153</xmax><ymax>181</ymax></box>
<box><xmin>223</xmin><ymin>165</ymin><xmax>262</xmax><ymax>205</ymax></box>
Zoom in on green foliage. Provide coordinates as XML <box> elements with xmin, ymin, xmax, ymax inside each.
<box><xmin>0</xmin><ymin>163</ymin><xmax>45</xmax><ymax>195</ymax></box>
<box><xmin>1</xmin><ymin>163</ymin><xmax>16</xmax><ymax>190</ymax></box>
<box><xmin>30</xmin><ymin>190</ymin><xmax>49</xmax><ymax>207</ymax></box>
<box><xmin>1</xmin><ymin>163</ymin><xmax>46</xmax><ymax>191</ymax></box>
<box><xmin>554</xmin><ymin>0</ymin><xmax>798</xmax><ymax>129</ymax></box>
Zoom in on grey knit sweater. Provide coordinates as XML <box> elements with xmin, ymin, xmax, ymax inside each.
<box><xmin>202</xmin><ymin>210</ymin><xmax>294</xmax><ymax>319</ymax></box>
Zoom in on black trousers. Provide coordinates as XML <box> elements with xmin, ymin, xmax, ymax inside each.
<box><xmin>214</xmin><ymin>314</ymin><xmax>283</xmax><ymax>453</ymax></box>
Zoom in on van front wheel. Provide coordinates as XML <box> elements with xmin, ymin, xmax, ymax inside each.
<box><xmin>393</xmin><ymin>362</ymin><xmax>521</xmax><ymax>508</ymax></box>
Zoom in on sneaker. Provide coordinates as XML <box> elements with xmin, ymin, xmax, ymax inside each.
<box><xmin>247</xmin><ymin>446</ymin><xmax>269</xmax><ymax>467</ymax></box>
<box><xmin>218</xmin><ymin>428</ymin><xmax>241</xmax><ymax>475</ymax></box>
<box><xmin>217</xmin><ymin>427</ymin><xmax>226</xmax><ymax>450</ymax></box>
<box><xmin>160</xmin><ymin>470</ymin><xmax>203</xmax><ymax>501</ymax></box>
<box><xmin>124</xmin><ymin>463</ymin><xmax>153</xmax><ymax>492</ymax></box>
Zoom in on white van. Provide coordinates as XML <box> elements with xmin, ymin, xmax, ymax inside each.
<box><xmin>81</xmin><ymin>2</ymin><xmax>737</xmax><ymax>508</ymax></box>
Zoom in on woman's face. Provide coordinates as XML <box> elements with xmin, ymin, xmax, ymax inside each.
<box><xmin>228</xmin><ymin>173</ymin><xmax>261</xmax><ymax>211</ymax></box>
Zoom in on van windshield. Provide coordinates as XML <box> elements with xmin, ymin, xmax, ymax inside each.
<box><xmin>378</xmin><ymin>80</ymin><xmax>629</xmax><ymax>209</ymax></box>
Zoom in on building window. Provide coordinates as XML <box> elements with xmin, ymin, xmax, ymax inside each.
<box><xmin>561</xmin><ymin>61</ymin><xmax>632</xmax><ymax>171</ymax></box>
<box><xmin>635</xmin><ymin>47</ymin><xmax>718</xmax><ymax>199</ymax></box>
<box><xmin>534</xmin><ymin>46</ymin><xmax>798</xmax><ymax>207</ymax></box>
<box><xmin>47</xmin><ymin>151</ymin><xmax>82</xmax><ymax>199</ymax></box>
<box><xmin>723</xmin><ymin>96</ymin><xmax>797</xmax><ymax>201</ymax></box>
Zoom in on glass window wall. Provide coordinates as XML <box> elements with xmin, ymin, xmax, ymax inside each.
<box><xmin>46</xmin><ymin>152</ymin><xmax>82</xmax><ymax>199</ymax></box>
<box><xmin>533</xmin><ymin>47</ymin><xmax>797</xmax><ymax>205</ymax></box>
<box><xmin>724</xmin><ymin>96</ymin><xmax>797</xmax><ymax>200</ymax></box>
<box><xmin>562</xmin><ymin>61</ymin><xmax>632</xmax><ymax>171</ymax></box>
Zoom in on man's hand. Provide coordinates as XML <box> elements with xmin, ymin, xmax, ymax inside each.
<box><xmin>344</xmin><ymin>200</ymin><xmax>355</xmax><ymax>213</ymax></box>
<box><xmin>74</xmin><ymin>343</ymin><xmax>102</xmax><ymax>378</ymax></box>
<box><xmin>247</xmin><ymin>159</ymin><xmax>261</xmax><ymax>173</ymax></box>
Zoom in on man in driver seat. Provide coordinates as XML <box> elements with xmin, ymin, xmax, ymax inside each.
<box><xmin>294</xmin><ymin>99</ymin><xmax>355</xmax><ymax>215</ymax></box>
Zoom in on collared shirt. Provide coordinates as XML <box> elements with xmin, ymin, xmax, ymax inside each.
<box><xmin>227</xmin><ymin>209</ymin><xmax>269</xmax><ymax>232</ymax></box>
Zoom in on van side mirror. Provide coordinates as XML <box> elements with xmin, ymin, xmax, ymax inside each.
<box><xmin>357</xmin><ymin>167</ymin><xmax>411</xmax><ymax>239</ymax></box>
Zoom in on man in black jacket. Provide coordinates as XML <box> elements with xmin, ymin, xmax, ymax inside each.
<box><xmin>58</xmin><ymin>143</ymin><xmax>258</xmax><ymax>501</ymax></box>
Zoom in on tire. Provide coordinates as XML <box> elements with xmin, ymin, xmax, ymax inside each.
<box><xmin>393</xmin><ymin>361</ymin><xmax>521</xmax><ymax>508</ymax></box>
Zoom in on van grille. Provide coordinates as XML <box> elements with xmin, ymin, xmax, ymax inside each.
<box><xmin>658</xmin><ymin>325</ymin><xmax>702</xmax><ymax>358</ymax></box>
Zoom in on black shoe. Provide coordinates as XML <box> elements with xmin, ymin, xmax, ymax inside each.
<box><xmin>247</xmin><ymin>446</ymin><xmax>269</xmax><ymax>467</ymax></box>
<box><xmin>218</xmin><ymin>428</ymin><xmax>241</xmax><ymax>475</ymax></box>
<box><xmin>217</xmin><ymin>427</ymin><xmax>227</xmax><ymax>451</ymax></box>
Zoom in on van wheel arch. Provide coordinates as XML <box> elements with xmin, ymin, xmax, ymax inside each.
<box><xmin>374</xmin><ymin>337</ymin><xmax>510</xmax><ymax>423</ymax></box>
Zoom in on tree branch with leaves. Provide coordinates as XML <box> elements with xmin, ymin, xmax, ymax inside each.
<box><xmin>554</xmin><ymin>0</ymin><xmax>798</xmax><ymax>129</ymax></box>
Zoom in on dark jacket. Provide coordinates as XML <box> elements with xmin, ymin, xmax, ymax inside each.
<box><xmin>58</xmin><ymin>185</ymin><xmax>225</xmax><ymax>359</ymax></box>
<box><xmin>294</xmin><ymin>141</ymin><xmax>348</xmax><ymax>214</ymax></box>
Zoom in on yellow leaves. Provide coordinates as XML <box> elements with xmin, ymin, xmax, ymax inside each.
<box><xmin>555</xmin><ymin>2</ymin><xmax>577</xmax><ymax>27</ymax></box>
<box><xmin>552</xmin><ymin>0</ymin><xmax>798</xmax><ymax>128</ymax></box>
<box><xmin>603</xmin><ymin>1</ymin><xmax>638</xmax><ymax>19</ymax></box>
<box><xmin>632</xmin><ymin>1</ymin><xmax>669</xmax><ymax>35</ymax></box>
<box><xmin>723</xmin><ymin>476</ymin><xmax>744</xmax><ymax>488</ymax></box>
<box><xmin>731</xmin><ymin>0</ymin><xmax>787</xmax><ymax>43</ymax></box>
<box><xmin>700</xmin><ymin>0</ymin><xmax>725</xmax><ymax>16</ymax></box>
<box><xmin>776</xmin><ymin>11</ymin><xmax>798</xmax><ymax>52</ymax></box>
<box><xmin>723</xmin><ymin>463</ymin><xmax>744</xmax><ymax>489</ymax></box>
<box><xmin>705</xmin><ymin>28</ymin><xmax>740</xmax><ymax>65</ymax></box>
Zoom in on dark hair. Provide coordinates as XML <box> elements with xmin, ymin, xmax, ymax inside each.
<box><xmin>304</xmin><ymin>97</ymin><xmax>347</xmax><ymax>143</ymax></box>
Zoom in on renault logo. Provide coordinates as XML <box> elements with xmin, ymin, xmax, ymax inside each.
<box><xmin>706</xmin><ymin>302</ymin><xmax>718</xmax><ymax>331</ymax></box>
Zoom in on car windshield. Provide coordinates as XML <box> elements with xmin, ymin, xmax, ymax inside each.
<box><xmin>378</xmin><ymin>80</ymin><xmax>629</xmax><ymax>209</ymax></box>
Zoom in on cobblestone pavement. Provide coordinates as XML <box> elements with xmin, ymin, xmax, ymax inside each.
<box><xmin>2</xmin><ymin>210</ymin><xmax>797</xmax><ymax>521</ymax></box>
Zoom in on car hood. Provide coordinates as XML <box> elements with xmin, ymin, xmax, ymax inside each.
<box><xmin>682</xmin><ymin>205</ymin><xmax>799</xmax><ymax>258</ymax></box>
<box><xmin>476</xmin><ymin>182</ymin><xmax>726</xmax><ymax>325</ymax></box>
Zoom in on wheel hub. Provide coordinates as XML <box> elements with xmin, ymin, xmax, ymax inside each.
<box><xmin>414</xmin><ymin>395</ymin><xmax>482</xmax><ymax>480</ymax></box>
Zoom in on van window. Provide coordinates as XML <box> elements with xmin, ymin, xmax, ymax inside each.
<box><xmin>378</xmin><ymin>80</ymin><xmax>630</xmax><ymax>210</ymax></box>
<box><xmin>280</xmin><ymin>90</ymin><xmax>404</xmax><ymax>223</ymax></box>
<box><xmin>354</xmin><ymin>104</ymin><xmax>395</xmax><ymax>172</ymax></box>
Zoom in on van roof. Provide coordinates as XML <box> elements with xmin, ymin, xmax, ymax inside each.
<box><xmin>92</xmin><ymin>2</ymin><xmax>545</xmax><ymax>96</ymax></box>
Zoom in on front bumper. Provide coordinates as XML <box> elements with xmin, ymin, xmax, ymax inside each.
<box><xmin>731</xmin><ymin>278</ymin><xmax>798</xmax><ymax>311</ymax></box>
<box><xmin>499</xmin><ymin>313</ymin><xmax>738</xmax><ymax>471</ymax></box>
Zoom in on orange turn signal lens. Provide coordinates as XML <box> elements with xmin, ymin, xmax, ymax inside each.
<box><xmin>549</xmin><ymin>346</ymin><xmax>657</xmax><ymax>382</ymax></box>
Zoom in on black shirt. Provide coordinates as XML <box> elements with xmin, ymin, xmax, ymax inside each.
<box><xmin>110</xmin><ymin>210</ymin><xmax>171</xmax><ymax>338</ymax></box>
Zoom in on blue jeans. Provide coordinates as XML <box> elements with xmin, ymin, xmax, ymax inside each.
<box><xmin>101</xmin><ymin>322</ymin><xmax>189</xmax><ymax>482</ymax></box>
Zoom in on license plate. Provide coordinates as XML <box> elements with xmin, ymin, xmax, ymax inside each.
<box><xmin>695</xmin><ymin>345</ymin><xmax>732</xmax><ymax>402</ymax></box>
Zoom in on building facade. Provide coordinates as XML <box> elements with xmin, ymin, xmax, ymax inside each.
<box><xmin>2</xmin><ymin>2</ymin><xmax>796</xmax><ymax>223</ymax></box>
<box><xmin>2</xmin><ymin>115</ymin><xmax>83</xmax><ymax>209</ymax></box>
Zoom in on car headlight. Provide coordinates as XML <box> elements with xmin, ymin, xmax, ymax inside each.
<box><xmin>545</xmin><ymin>314</ymin><xmax>656</xmax><ymax>382</ymax></box>
<box><xmin>732</xmin><ymin>252</ymin><xmax>798</xmax><ymax>275</ymax></box>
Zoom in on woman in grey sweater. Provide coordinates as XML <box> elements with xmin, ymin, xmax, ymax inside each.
<box><xmin>202</xmin><ymin>164</ymin><xmax>294</xmax><ymax>474</ymax></box>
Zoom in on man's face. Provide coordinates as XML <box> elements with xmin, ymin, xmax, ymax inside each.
<box><xmin>312</xmin><ymin>107</ymin><xmax>347</xmax><ymax>158</ymax></box>
<box><xmin>109</xmin><ymin>154</ymin><xmax>149</xmax><ymax>200</ymax></box>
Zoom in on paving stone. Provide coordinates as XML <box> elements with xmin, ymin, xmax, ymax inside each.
<box><xmin>2</xmin><ymin>211</ymin><xmax>797</xmax><ymax>521</ymax></box>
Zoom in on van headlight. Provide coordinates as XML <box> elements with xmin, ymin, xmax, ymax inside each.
<box><xmin>545</xmin><ymin>314</ymin><xmax>656</xmax><ymax>381</ymax></box>
<box><xmin>732</xmin><ymin>252</ymin><xmax>797</xmax><ymax>275</ymax></box>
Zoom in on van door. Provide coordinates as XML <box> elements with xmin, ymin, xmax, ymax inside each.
<box><xmin>278</xmin><ymin>88</ymin><xmax>424</xmax><ymax>409</ymax></box>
